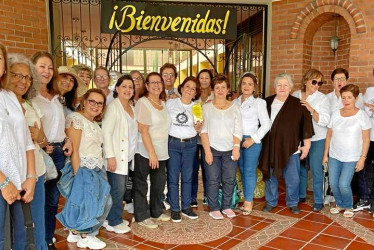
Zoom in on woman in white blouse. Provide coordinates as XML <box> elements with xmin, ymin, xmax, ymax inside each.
<box><xmin>323</xmin><ymin>84</ymin><xmax>371</xmax><ymax>218</ymax></box>
<box><xmin>7</xmin><ymin>53</ymin><xmax>49</xmax><ymax>249</ymax></box>
<box><xmin>31</xmin><ymin>51</ymin><xmax>72</xmax><ymax>248</ymax></box>
<box><xmin>102</xmin><ymin>75</ymin><xmax>137</xmax><ymax>234</ymax></box>
<box><xmin>201</xmin><ymin>74</ymin><xmax>242</xmax><ymax>220</ymax></box>
<box><xmin>134</xmin><ymin>72</ymin><xmax>171</xmax><ymax>229</ymax></box>
<box><xmin>166</xmin><ymin>76</ymin><xmax>202</xmax><ymax>222</ymax></box>
<box><xmin>0</xmin><ymin>44</ymin><xmax>36</xmax><ymax>250</ymax></box>
<box><xmin>57</xmin><ymin>89</ymin><xmax>111</xmax><ymax>249</ymax></box>
<box><xmin>292</xmin><ymin>69</ymin><xmax>330</xmax><ymax>212</ymax></box>
<box><xmin>234</xmin><ymin>72</ymin><xmax>270</xmax><ymax>215</ymax></box>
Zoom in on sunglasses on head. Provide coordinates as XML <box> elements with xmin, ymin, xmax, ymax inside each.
<box><xmin>311</xmin><ymin>80</ymin><xmax>323</xmax><ymax>86</ymax></box>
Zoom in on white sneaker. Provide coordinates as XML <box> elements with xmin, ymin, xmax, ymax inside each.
<box><xmin>52</xmin><ymin>237</ymin><xmax>56</xmax><ymax>243</ymax></box>
<box><xmin>155</xmin><ymin>213</ymin><xmax>170</xmax><ymax>221</ymax></box>
<box><xmin>105</xmin><ymin>222</ymin><xmax>131</xmax><ymax>234</ymax></box>
<box><xmin>163</xmin><ymin>201</ymin><xmax>171</xmax><ymax>210</ymax></box>
<box><xmin>138</xmin><ymin>218</ymin><xmax>158</xmax><ymax>229</ymax></box>
<box><xmin>77</xmin><ymin>235</ymin><xmax>106</xmax><ymax>249</ymax></box>
<box><xmin>67</xmin><ymin>231</ymin><xmax>81</xmax><ymax>243</ymax></box>
<box><xmin>103</xmin><ymin>219</ymin><xmax>129</xmax><ymax>228</ymax></box>
<box><xmin>125</xmin><ymin>203</ymin><xmax>134</xmax><ymax>214</ymax></box>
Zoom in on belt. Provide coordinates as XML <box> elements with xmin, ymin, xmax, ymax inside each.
<box><xmin>169</xmin><ymin>135</ymin><xmax>196</xmax><ymax>142</ymax></box>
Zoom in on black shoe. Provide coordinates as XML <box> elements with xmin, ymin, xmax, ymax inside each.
<box><xmin>289</xmin><ymin>206</ymin><xmax>300</xmax><ymax>214</ymax></box>
<box><xmin>370</xmin><ymin>202</ymin><xmax>374</xmax><ymax>213</ymax></box>
<box><xmin>353</xmin><ymin>199</ymin><xmax>370</xmax><ymax>212</ymax></box>
<box><xmin>262</xmin><ymin>204</ymin><xmax>275</xmax><ymax>212</ymax></box>
<box><xmin>48</xmin><ymin>243</ymin><xmax>57</xmax><ymax>250</ymax></box>
<box><xmin>203</xmin><ymin>197</ymin><xmax>208</xmax><ymax>205</ymax></box>
<box><xmin>299</xmin><ymin>197</ymin><xmax>306</xmax><ymax>203</ymax></box>
<box><xmin>190</xmin><ymin>201</ymin><xmax>198</xmax><ymax>208</ymax></box>
<box><xmin>182</xmin><ymin>208</ymin><xmax>198</xmax><ymax>219</ymax></box>
<box><xmin>313</xmin><ymin>203</ymin><xmax>323</xmax><ymax>212</ymax></box>
<box><xmin>171</xmin><ymin>211</ymin><xmax>181</xmax><ymax>223</ymax></box>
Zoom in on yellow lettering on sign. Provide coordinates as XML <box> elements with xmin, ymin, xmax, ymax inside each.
<box><xmin>170</xmin><ymin>17</ymin><xmax>181</xmax><ymax>31</ymax></box>
<box><xmin>150</xmin><ymin>16</ymin><xmax>162</xmax><ymax>31</ymax></box>
<box><xmin>180</xmin><ymin>17</ymin><xmax>192</xmax><ymax>32</ymax></box>
<box><xmin>142</xmin><ymin>16</ymin><xmax>152</xmax><ymax>30</ymax></box>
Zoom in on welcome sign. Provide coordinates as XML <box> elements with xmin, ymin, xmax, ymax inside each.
<box><xmin>101</xmin><ymin>0</ymin><xmax>237</xmax><ymax>39</ymax></box>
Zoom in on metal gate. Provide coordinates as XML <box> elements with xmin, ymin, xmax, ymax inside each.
<box><xmin>49</xmin><ymin>0</ymin><xmax>267</xmax><ymax>93</ymax></box>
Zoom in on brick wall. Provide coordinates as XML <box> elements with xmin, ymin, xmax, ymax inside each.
<box><xmin>271</xmin><ymin>0</ymin><xmax>374</xmax><ymax>95</ymax></box>
<box><xmin>0</xmin><ymin>0</ymin><xmax>49</xmax><ymax>57</ymax></box>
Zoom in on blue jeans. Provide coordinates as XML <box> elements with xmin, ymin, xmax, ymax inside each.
<box><xmin>0</xmin><ymin>197</ymin><xmax>27</xmax><ymax>250</ymax></box>
<box><xmin>299</xmin><ymin>139</ymin><xmax>325</xmax><ymax>205</ymax></box>
<box><xmin>107</xmin><ymin>169</ymin><xmax>128</xmax><ymax>226</ymax></box>
<box><xmin>239</xmin><ymin>136</ymin><xmax>262</xmax><ymax>202</ymax></box>
<box><xmin>328</xmin><ymin>157</ymin><xmax>356</xmax><ymax>209</ymax></box>
<box><xmin>191</xmin><ymin>144</ymin><xmax>207</xmax><ymax>202</ymax></box>
<box><xmin>356</xmin><ymin>141</ymin><xmax>374</xmax><ymax>200</ymax></box>
<box><xmin>265</xmin><ymin>154</ymin><xmax>300</xmax><ymax>207</ymax></box>
<box><xmin>31</xmin><ymin>176</ymin><xmax>48</xmax><ymax>249</ymax></box>
<box><xmin>45</xmin><ymin>142</ymin><xmax>66</xmax><ymax>243</ymax></box>
<box><xmin>204</xmin><ymin>148</ymin><xmax>237</xmax><ymax>211</ymax></box>
<box><xmin>167</xmin><ymin>136</ymin><xmax>197</xmax><ymax>211</ymax></box>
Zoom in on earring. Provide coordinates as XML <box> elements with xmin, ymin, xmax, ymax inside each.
<box><xmin>82</xmin><ymin>106</ymin><xmax>85</xmax><ymax>110</ymax></box>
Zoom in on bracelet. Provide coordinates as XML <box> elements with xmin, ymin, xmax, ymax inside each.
<box><xmin>38</xmin><ymin>136</ymin><xmax>46</xmax><ymax>145</ymax></box>
<box><xmin>64</xmin><ymin>137</ymin><xmax>70</xmax><ymax>142</ymax></box>
<box><xmin>26</xmin><ymin>174</ymin><xmax>38</xmax><ymax>181</ymax></box>
<box><xmin>233</xmin><ymin>143</ymin><xmax>240</xmax><ymax>148</ymax></box>
<box><xmin>361</xmin><ymin>155</ymin><xmax>367</xmax><ymax>159</ymax></box>
<box><xmin>0</xmin><ymin>177</ymin><xmax>10</xmax><ymax>190</ymax></box>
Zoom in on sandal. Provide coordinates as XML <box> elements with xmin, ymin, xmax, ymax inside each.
<box><xmin>343</xmin><ymin>208</ymin><xmax>354</xmax><ymax>218</ymax></box>
<box><xmin>242</xmin><ymin>209</ymin><xmax>252</xmax><ymax>215</ymax></box>
<box><xmin>330</xmin><ymin>206</ymin><xmax>342</xmax><ymax>214</ymax></box>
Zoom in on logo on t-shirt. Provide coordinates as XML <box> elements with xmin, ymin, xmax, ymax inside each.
<box><xmin>176</xmin><ymin>112</ymin><xmax>188</xmax><ymax>124</ymax></box>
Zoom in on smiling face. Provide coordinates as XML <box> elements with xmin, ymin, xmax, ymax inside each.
<box><xmin>83</xmin><ymin>92</ymin><xmax>105</xmax><ymax>119</ymax></box>
<box><xmin>241</xmin><ymin>77</ymin><xmax>255</xmax><ymax>97</ymax></box>
<box><xmin>8</xmin><ymin>63</ymin><xmax>32</xmax><ymax>98</ymax></box>
<box><xmin>161</xmin><ymin>67</ymin><xmax>176</xmax><ymax>89</ymax></box>
<box><xmin>213</xmin><ymin>81</ymin><xmax>229</xmax><ymax>99</ymax></box>
<box><xmin>305</xmin><ymin>77</ymin><xmax>322</xmax><ymax>93</ymax></box>
<box><xmin>146</xmin><ymin>74</ymin><xmax>163</xmax><ymax>97</ymax></box>
<box><xmin>341</xmin><ymin>91</ymin><xmax>357</xmax><ymax>109</ymax></box>
<box><xmin>275</xmin><ymin>78</ymin><xmax>291</xmax><ymax>99</ymax></box>
<box><xmin>34</xmin><ymin>56</ymin><xmax>54</xmax><ymax>85</ymax></box>
<box><xmin>94</xmin><ymin>68</ymin><xmax>110</xmax><ymax>90</ymax></box>
<box><xmin>130</xmin><ymin>71</ymin><xmax>144</xmax><ymax>90</ymax></box>
<box><xmin>181</xmin><ymin>80</ymin><xmax>197</xmax><ymax>101</ymax></box>
<box><xmin>199</xmin><ymin>72</ymin><xmax>211</xmax><ymax>89</ymax></box>
<box><xmin>77</xmin><ymin>70</ymin><xmax>91</xmax><ymax>87</ymax></box>
<box><xmin>58</xmin><ymin>74</ymin><xmax>75</xmax><ymax>96</ymax></box>
<box><xmin>333</xmin><ymin>73</ymin><xmax>348</xmax><ymax>92</ymax></box>
<box><xmin>116</xmin><ymin>79</ymin><xmax>134</xmax><ymax>101</ymax></box>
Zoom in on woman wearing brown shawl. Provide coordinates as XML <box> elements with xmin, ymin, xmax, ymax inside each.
<box><xmin>259</xmin><ymin>73</ymin><xmax>314</xmax><ymax>214</ymax></box>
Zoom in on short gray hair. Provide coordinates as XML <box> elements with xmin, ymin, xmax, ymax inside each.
<box><xmin>7</xmin><ymin>53</ymin><xmax>40</xmax><ymax>100</ymax></box>
<box><xmin>273</xmin><ymin>73</ymin><xmax>294</xmax><ymax>89</ymax></box>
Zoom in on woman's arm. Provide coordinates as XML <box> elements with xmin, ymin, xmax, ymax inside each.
<box><xmin>138</xmin><ymin>122</ymin><xmax>159</xmax><ymax>169</ymax></box>
<box><xmin>322</xmin><ymin>128</ymin><xmax>332</xmax><ymax>164</ymax></box>
<box><xmin>201</xmin><ymin>133</ymin><xmax>213</xmax><ymax>165</ymax></box>
<box><xmin>102</xmin><ymin>106</ymin><xmax>118</xmax><ymax>172</ymax></box>
<box><xmin>0</xmin><ymin>170</ymin><xmax>21</xmax><ymax>205</ymax></box>
<box><xmin>66</xmin><ymin>125</ymin><xmax>82</xmax><ymax>174</ymax></box>
<box><xmin>21</xmin><ymin>149</ymin><xmax>36</xmax><ymax>203</ymax></box>
<box><xmin>356</xmin><ymin>129</ymin><xmax>370</xmax><ymax>172</ymax></box>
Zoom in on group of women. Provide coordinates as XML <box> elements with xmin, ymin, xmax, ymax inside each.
<box><xmin>0</xmin><ymin>41</ymin><xmax>372</xmax><ymax>250</ymax></box>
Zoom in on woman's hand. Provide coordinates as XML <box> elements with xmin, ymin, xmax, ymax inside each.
<box><xmin>300</xmin><ymin>100</ymin><xmax>313</xmax><ymax>113</ymax></box>
<box><xmin>205</xmin><ymin>150</ymin><xmax>213</xmax><ymax>165</ymax></box>
<box><xmin>29</xmin><ymin>122</ymin><xmax>41</xmax><ymax>142</ymax></box>
<box><xmin>322</xmin><ymin>155</ymin><xmax>328</xmax><ymax>165</ymax></box>
<box><xmin>242</xmin><ymin>138</ymin><xmax>254</xmax><ymax>149</ymax></box>
<box><xmin>232</xmin><ymin>147</ymin><xmax>240</xmax><ymax>161</ymax></box>
<box><xmin>299</xmin><ymin>144</ymin><xmax>310</xmax><ymax>160</ymax></box>
<box><xmin>107</xmin><ymin>157</ymin><xmax>117</xmax><ymax>172</ymax></box>
<box><xmin>63</xmin><ymin>138</ymin><xmax>73</xmax><ymax>156</ymax></box>
<box><xmin>355</xmin><ymin>157</ymin><xmax>365</xmax><ymax>172</ymax></box>
<box><xmin>45</xmin><ymin>144</ymin><xmax>54</xmax><ymax>154</ymax></box>
<box><xmin>194</xmin><ymin>121</ymin><xmax>203</xmax><ymax>133</ymax></box>
<box><xmin>149</xmin><ymin>151</ymin><xmax>159</xmax><ymax>169</ymax></box>
<box><xmin>1</xmin><ymin>182</ymin><xmax>21</xmax><ymax>205</ymax></box>
<box><xmin>364</xmin><ymin>102</ymin><xmax>374</xmax><ymax>111</ymax></box>
<box><xmin>21</xmin><ymin>178</ymin><xmax>36</xmax><ymax>203</ymax></box>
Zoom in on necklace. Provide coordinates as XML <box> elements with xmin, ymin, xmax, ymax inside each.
<box><xmin>148</xmin><ymin>97</ymin><xmax>163</xmax><ymax>107</ymax></box>
<box><xmin>213</xmin><ymin>100</ymin><xmax>227</xmax><ymax>110</ymax></box>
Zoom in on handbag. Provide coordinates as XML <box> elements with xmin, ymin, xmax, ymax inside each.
<box><xmin>40</xmin><ymin>148</ymin><xmax>58</xmax><ymax>181</ymax></box>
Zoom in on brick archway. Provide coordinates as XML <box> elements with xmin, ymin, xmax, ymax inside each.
<box><xmin>290</xmin><ymin>0</ymin><xmax>366</xmax><ymax>40</ymax></box>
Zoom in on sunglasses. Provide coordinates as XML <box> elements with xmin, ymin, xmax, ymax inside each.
<box><xmin>311</xmin><ymin>80</ymin><xmax>323</xmax><ymax>86</ymax></box>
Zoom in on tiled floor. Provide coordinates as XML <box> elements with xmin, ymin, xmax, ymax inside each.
<box><xmin>54</xmin><ymin>191</ymin><xmax>374</xmax><ymax>249</ymax></box>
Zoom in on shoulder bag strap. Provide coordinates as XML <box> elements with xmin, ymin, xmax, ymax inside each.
<box><xmin>21</xmin><ymin>202</ymin><xmax>36</xmax><ymax>250</ymax></box>
<box><xmin>4</xmin><ymin>203</ymin><xmax>12</xmax><ymax>250</ymax></box>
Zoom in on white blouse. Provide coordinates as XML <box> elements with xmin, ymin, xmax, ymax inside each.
<box><xmin>363</xmin><ymin>87</ymin><xmax>374</xmax><ymax>141</ymax></box>
<box><xmin>201</xmin><ymin>102</ymin><xmax>242</xmax><ymax>151</ymax></box>
<box><xmin>22</xmin><ymin>101</ymin><xmax>46</xmax><ymax>177</ymax></box>
<box><xmin>135</xmin><ymin>97</ymin><xmax>171</xmax><ymax>160</ymax></box>
<box><xmin>33</xmin><ymin>94</ymin><xmax>66</xmax><ymax>143</ymax></box>
<box><xmin>166</xmin><ymin>98</ymin><xmax>197</xmax><ymax>139</ymax></box>
<box><xmin>328</xmin><ymin>109</ymin><xmax>371</xmax><ymax>162</ymax></box>
<box><xmin>233</xmin><ymin>95</ymin><xmax>270</xmax><ymax>143</ymax></box>
<box><xmin>327</xmin><ymin>91</ymin><xmax>364</xmax><ymax>114</ymax></box>
<box><xmin>292</xmin><ymin>90</ymin><xmax>330</xmax><ymax>141</ymax></box>
<box><xmin>0</xmin><ymin>90</ymin><xmax>35</xmax><ymax>189</ymax></box>
<box><xmin>66</xmin><ymin>112</ymin><xmax>104</xmax><ymax>169</ymax></box>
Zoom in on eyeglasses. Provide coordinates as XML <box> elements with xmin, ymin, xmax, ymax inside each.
<box><xmin>94</xmin><ymin>75</ymin><xmax>109</xmax><ymax>80</ymax></box>
<box><xmin>10</xmin><ymin>72</ymin><xmax>32</xmax><ymax>83</ymax></box>
<box><xmin>333</xmin><ymin>77</ymin><xmax>347</xmax><ymax>82</ymax></box>
<box><xmin>311</xmin><ymin>80</ymin><xmax>323</xmax><ymax>86</ymax></box>
<box><xmin>132</xmin><ymin>76</ymin><xmax>142</xmax><ymax>81</ymax></box>
<box><xmin>148</xmin><ymin>81</ymin><xmax>162</xmax><ymax>85</ymax></box>
<box><xmin>88</xmin><ymin>99</ymin><xmax>104</xmax><ymax>108</ymax></box>
<box><xmin>162</xmin><ymin>73</ymin><xmax>175</xmax><ymax>78</ymax></box>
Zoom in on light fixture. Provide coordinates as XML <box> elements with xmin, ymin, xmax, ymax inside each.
<box><xmin>330</xmin><ymin>14</ymin><xmax>340</xmax><ymax>53</ymax></box>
